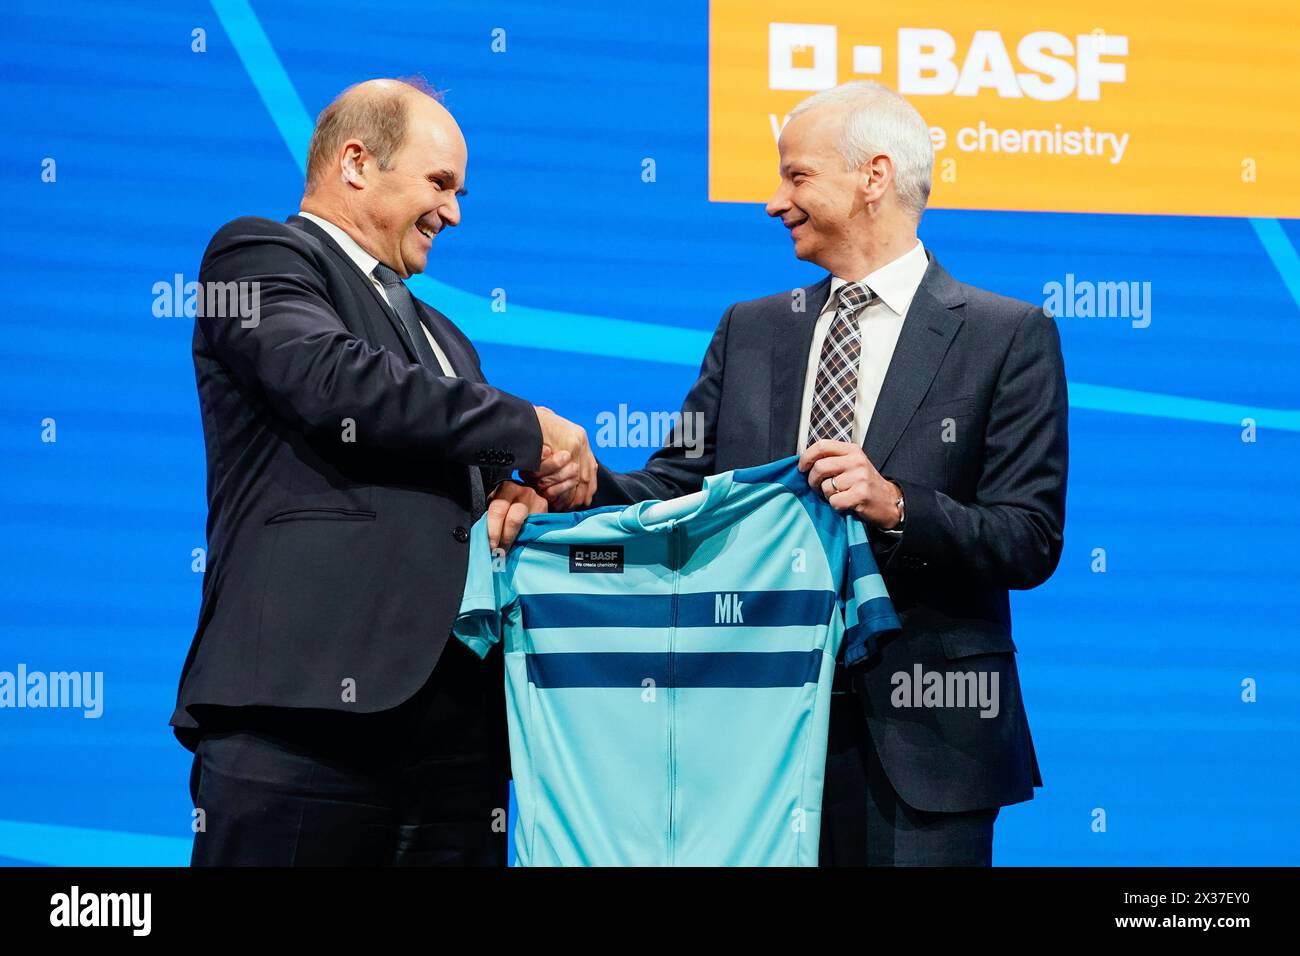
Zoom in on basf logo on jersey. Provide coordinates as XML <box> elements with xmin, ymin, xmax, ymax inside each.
<box><xmin>709</xmin><ymin>0</ymin><xmax>1300</xmax><ymax>217</ymax></box>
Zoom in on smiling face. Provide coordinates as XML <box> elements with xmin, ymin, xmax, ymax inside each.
<box><xmin>357</xmin><ymin>95</ymin><xmax>467</xmax><ymax>277</ymax></box>
<box><xmin>765</xmin><ymin>104</ymin><xmax>869</xmax><ymax>273</ymax></box>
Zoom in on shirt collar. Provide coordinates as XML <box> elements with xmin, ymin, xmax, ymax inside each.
<box><xmin>825</xmin><ymin>239</ymin><xmax>928</xmax><ymax>317</ymax></box>
<box><xmin>298</xmin><ymin>211</ymin><xmax>381</xmax><ymax>280</ymax></box>
<box><xmin>618</xmin><ymin>468</ymin><xmax>735</xmax><ymax>534</ymax></box>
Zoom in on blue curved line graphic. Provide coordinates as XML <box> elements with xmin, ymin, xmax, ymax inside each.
<box><xmin>1250</xmin><ymin>218</ymin><xmax>1300</xmax><ymax>311</ymax></box>
<box><xmin>0</xmin><ymin>819</ymin><xmax>191</xmax><ymax>867</ymax></box>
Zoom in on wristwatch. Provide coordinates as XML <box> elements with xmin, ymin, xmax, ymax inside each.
<box><xmin>883</xmin><ymin>480</ymin><xmax>905</xmax><ymax>535</ymax></box>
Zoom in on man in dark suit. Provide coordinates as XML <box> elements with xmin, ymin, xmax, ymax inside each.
<box><xmin>532</xmin><ymin>81</ymin><xmax>1067</xmax><ymax>865</ymax></box>
<box><xmin>173</xmin><ymin>78</ymin><xmax>593</xmax><ymax>865</ymax></box>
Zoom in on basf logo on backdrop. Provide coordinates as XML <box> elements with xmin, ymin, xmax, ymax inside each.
<box><xmin>710</xmin><ymin>0</ymin><xmax>1300</xmax><ymax>217</ymax></box>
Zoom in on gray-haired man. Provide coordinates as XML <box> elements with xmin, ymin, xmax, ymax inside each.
<box><xmin>537</xmin><ymin>81</ymin><xmax>1068</xmax><ymax>865</ymax></box>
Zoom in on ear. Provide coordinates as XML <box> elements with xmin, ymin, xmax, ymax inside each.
<box><xmin>859</xmin><ymin>153</ymin><xmax>893</xmax><ymax>206</ymax></box>
<box><xmin>339</xmin><ymin>140</ymin><xmax>371</xmax><ymax>190</ymax></box>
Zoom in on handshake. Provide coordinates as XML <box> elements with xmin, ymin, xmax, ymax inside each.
<box><xmin>529</xmin><ymin>406</ymin><xmax>599</xmax><ymax>511</ymax></box>
<box><xmin>486</xmin><ymin>406</ymin><xmax>597</xmax><ymax>550</ymax></box>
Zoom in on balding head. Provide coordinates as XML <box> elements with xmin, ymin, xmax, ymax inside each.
<box><xmin>301</xmin><ymin>77</ymin><xmax>468</xmax><ymax>277</ymax></box>
<box><xmin>305</xmin><ymin>78</ymin><xmax>443</xmax><ymax>194</ymax></box>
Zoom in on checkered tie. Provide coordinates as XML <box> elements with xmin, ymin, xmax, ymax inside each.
<box><xmin>806</xmin><ymin>281</ymin><xmax>876</xmax><ymax>447</ymax></box>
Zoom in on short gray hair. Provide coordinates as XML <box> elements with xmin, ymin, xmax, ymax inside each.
<box><xmin>788</xmin><ymin>81</ymin><xmax>934</xmax><ymax>219</ymax></box>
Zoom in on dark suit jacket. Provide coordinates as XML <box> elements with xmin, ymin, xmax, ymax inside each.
<box><xmin>170</xmin><ymin>214</ymin><xmax>541</xmax><ymax>750</ymax></box>
<box><xmin>592</xmin><ymin>252</ymin><xmax>1068</xmax><ymax>812</ymax></box>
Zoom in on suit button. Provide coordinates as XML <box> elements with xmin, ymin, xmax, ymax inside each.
<box><xmin>452</xmin><ymin>526</ymin><xmax>469</xmax><ymax>543</ymax></box>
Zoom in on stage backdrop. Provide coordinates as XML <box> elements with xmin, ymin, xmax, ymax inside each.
<box><xmin>2</xmin><ymin>0</ymin><xmax>1298</xmax><ymax>865</ymax></box>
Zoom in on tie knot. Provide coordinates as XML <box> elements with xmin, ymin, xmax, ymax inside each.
<box><xmin>372</xmin><ymin>262</ymin><xmax>404</xmax><ymax>287</ymax></box>
<box><xmin>836</xmin><ymin>281</ymin><xmax>875</xmax><ymax>313</ymax></box>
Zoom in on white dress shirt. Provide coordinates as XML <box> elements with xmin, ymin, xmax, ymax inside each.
<box><xmin>297</xmin><ymin>210</ymin><xmax>457</xmax><ymax>377</ymax></box>
<box><xmin>796</xmin><ymin>239</ymin><xmax>929</xmax><ymax>450</ymax></box>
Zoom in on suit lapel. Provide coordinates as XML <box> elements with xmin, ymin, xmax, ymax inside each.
<box><xmin>286</xmin><ymin>217</ymin><xmax>486</xmax><ymax>509</ymax></box>
<box><xmin>413</xmin><ymin>300</ymin><xmax>487</xmax><ymax>509</ymax></box>
<box><xmin>862</xmin><ymin>254</ymin><xmax>966</xmax><ymax>468</ymax></box>
<box><xmin>769</xmin><ymin>275</ymin><xmax>832</xmax><ymax>460</ymax></box>
<box><xmin>415</xmin><ymin>301</ymin><xmax>482</xmax><ymax>383</ymax></box>
<box><xmin>286</xmin><ymin>215</ymin><xmax>421</xmax><ymax>365</ymax></box>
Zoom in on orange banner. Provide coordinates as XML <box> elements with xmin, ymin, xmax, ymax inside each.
<box><xmin>710</xmin><ymin>0</ymin><xmax>1300</xmax><ymax>217</ymax></box>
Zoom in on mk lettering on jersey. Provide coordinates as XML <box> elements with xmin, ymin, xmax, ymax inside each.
<box><xmin>568</xmin><ymin>545</ymin><xmax>624</xmax><ymax>573</ymax></box>
<box><xmin>454</xmin><ymin>456</ymin><xmax>900</xmax><ymax>866</ymax></box>
<box><xmin>714</xmin><ymin>592</ymin><xmax>745</xmax><ymax>624</ymax></box>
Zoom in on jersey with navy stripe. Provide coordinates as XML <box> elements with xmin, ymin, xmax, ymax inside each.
<box><xmin>453</xmin><ymin>455</ymin><xmax>900</xmax><ymax>866</ymax></box>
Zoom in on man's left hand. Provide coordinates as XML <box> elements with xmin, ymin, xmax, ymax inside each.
<box><xmin>522</xmin><ymin>444</ymin><xmax>592</xmax><ymax>512</ymax></box>
<box><xmin>487</xmin><ymin>480</ymin><xmax>548</xmax><ymax>551</ymax></box>
<box><xmin>799</xmin><ymin>439</ymin><xmax>902</xmax><ymax>529</ymax></box>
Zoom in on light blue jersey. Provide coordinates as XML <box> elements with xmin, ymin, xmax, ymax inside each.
<box><xmin>453</xmin><ymin>456</ymin><xmax>900</xmax><ymax>866</ymax></box>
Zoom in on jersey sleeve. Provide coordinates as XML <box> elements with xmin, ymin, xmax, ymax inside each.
<box><xmin>841</xmin><ymin>516</ymin><xmax>902</xmax><ymax>667</ymax></box>
<box><xmin>452</xmin><ymin>514</ymin><xmax>508</xmax><ymax>660</ymax></box>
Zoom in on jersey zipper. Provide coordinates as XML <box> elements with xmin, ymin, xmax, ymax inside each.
<box><xmin>667</xmin><ymin>523</ymin><xmax>679</xmax><ymax>866</ymax></box>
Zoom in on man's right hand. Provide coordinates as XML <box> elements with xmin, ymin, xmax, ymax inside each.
<box><xmin>533</xmin><ymin>406</ymin><xmax>597</xmax><ymax>508</ymax></box>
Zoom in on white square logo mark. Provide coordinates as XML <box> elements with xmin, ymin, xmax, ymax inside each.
<box><xmin>769</xmin><ymin>23</ymin><xmax>837</xmax><ymax>91</ymax></box>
